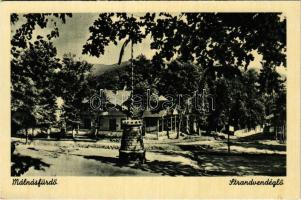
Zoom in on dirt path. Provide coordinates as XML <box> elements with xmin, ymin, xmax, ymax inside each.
<box><xmin>11</xmin><ymin>139</ymin><xmax>286</xmax><ymax>176</ymax></box>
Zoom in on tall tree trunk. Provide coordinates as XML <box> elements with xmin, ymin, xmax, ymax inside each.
<box><xmin>166</xmin><ymin>118</ymin><xmax>170</xmax><ymax>139</ymax></box>
<box><xmin>25</xmin><ymin>128</ymin><xmax>28</xmax><ymax>144</ymax></box>
<box><xmin>197</xmin><ymin>120</ymin><xmax>201</xmax><ymax>136</ymax></box>
<box><xmin>177</xmin><ymin>114</ymin><xmax>182</xmax><ymax>139</ymax></box>
<box><xmin>186</xmin><ymin>115</ymin><xmax>189</xmax><ymax>134</ymax></box>
<box><xmin>167</xmin><ymin>129</ymin><xmax>170</xmax><ymax>139</ymax></box>
<box><xmin>283</xmin><ymin>124</ymin><xmax>286</xmax><ymax>143</ymax></box>
<box><xmin>274</xmin><ymin>124</ymin><xmax>278</xmax><ymax>141</ymax></box>
<box><xmin>227</xmin><ymin>131</ymin><xmax>230</xmax><ymax>153</ymax></box>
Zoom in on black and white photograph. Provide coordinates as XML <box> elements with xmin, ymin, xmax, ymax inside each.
<box><xmin>11</xmin><ymin>12</ymin><xmax>287</xmax><ymax>177</ymax></box>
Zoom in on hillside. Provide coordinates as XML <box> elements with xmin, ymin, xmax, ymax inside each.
<box><xmin>90</xmin><ymin>60</ymin><xmax>130</xmax><ymax>77</ymax></box>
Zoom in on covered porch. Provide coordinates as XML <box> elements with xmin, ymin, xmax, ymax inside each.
<box><xmin>142</xmin><ymin>109</ymin><xmax>179</xmax><ymax>140</ymax></box>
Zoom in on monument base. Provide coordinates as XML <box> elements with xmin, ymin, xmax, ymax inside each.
<box><xmin>119</xmin><ymin>149</ymin><xmax>146</xmax><ymax>164</ymax></box>
<box><xmin>119</xmin><ymin>119</ymin><xmax>146</xmax><ymax>164</ymax></box>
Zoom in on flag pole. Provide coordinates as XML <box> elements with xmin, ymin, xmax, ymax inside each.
<box><xmin>130</xmin><ymin>14</ymin><xmax>134</xmax><ymax>119</ymax></box>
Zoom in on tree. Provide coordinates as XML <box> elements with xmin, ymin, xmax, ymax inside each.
<box><xmin>55</xmin><ymin>54</ymin><xmax>93</xmax><ymax>133</ymax></box>
<box><xmin>11</xmin><ymin>13</ymin><xmax>72</xmax><ymax>141</ymax></box>
<box><xmin>258</xmin><ymin>63</ymin><xmax>286</xmax><ymax>140</ymax></box>
<box><xmin>83</xmin><ymin>13</ymin><xmax>146</xmax><ymax>58</ymax></box>
<box><xmin>11</xmin><ymin>38</ymin><xmax>60</xmax><ymax>142</ymax></box>
<box><xmin>147</xmin><ymin>13</ymin><xmax>285</xmax><ymax>70</ymax></box>
<box><xmin>242</xmin><ymin>69</ymin><xmax>265</xmax><ymax>129</ymax></box>
<box><xmin>203</xmin><ymin>68</ymin><xmax>266</xmax><ymax>133</ymax></box>
<box><xmin>274</xmin><ymin>85</ymin><xmax>286</xmax><ymax>142</ymax></box>
<box><xmin>207</xmin><ymin>77</ymin><xmax>232</xmax><ymax>131</ymax></box>
<box><xmin>11</xmin><ymin>13</ymin><xmax>72</xmax><ymax>49</ymax></box>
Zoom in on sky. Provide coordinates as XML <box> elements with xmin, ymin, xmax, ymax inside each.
<box><xmin>12</xmin><ymin>13</ymin><xmax>286</xmax><ymax>75</ymax></box>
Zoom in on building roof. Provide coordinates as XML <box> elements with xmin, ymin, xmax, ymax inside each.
<box><xmin>99</xmin><ymin>110</ymin><xmax>127</xmax><ymax>117</ymax></box>
<box><xmin>142</xmin><ymin>108</ymin><xmax>178</xmax><ymax>118</ymax></box>
<box><xmin>143</xmin><ymin>110</ymin><xmax>165</xmax><ymax>118</ymax></box>
<box><xmin>103</xmin><ymin>89</ymin><xmax>131</xmax><ymax>107</ymax></box>
<box><xmin>265</xmin><ymin>114</ymin><xmax>274</xmax><ymax>120</ymax></box>
<box><xmin>158</xmin><ymin>95</ymin><xmax>168</xmax><ymax>101</ymax></box>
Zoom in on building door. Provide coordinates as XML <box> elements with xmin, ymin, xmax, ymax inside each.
<box><xmin>120</xmin><ymin>118</ymin><xmax>126</xmax><ymax>129</ymax></box>
<box><xmin>109</xmin><ymin>119</ymin><xmax>116</xmax><ymax>131</ymax></box>
<box><xmin>84</xmin><ymin>118</ymin><xmax>91</xmax><ymax>129</ymax></box>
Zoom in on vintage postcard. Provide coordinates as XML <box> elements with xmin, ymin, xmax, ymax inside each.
<box><xmin>0</xmin><ymin>1</ymin><xmax>300</xmax><ymax>199</ymax></box>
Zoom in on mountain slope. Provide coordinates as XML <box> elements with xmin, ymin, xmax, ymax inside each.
<box><xmin>90</xmin><ymin>60</ymin><xmax>130</xmax><ymax>77</ymax></box>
